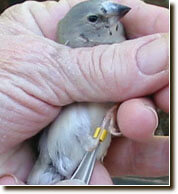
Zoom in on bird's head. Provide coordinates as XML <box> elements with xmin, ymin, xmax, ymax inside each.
<box><xmin>57</xmin><ymin>0</ymin><xmax>131</xmax><ymax>47</ymax></box>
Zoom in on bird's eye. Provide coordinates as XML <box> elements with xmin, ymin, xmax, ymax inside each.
<box><xmin>87</xmin><ymin>15</ymin><xmax>98</xmax><ymax>22</ymax></box>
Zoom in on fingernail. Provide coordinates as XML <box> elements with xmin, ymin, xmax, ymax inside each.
<box><xmin>0</xmin><ymin>174</ymin><xmax>18</xmax><ymax>185</ymax></box>
<box><xmin>145</xmin><ymin>106</ymin><xmax>159</xmax><ymax>132</ymax></box>
<box><xmin>137</xmin><ymin>34</ymin><xmax>169</xmax><ymax>75</ymax></box>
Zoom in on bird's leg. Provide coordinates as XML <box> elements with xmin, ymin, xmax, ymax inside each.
<box><xmin>78</xmin><ymin>104</ymin><xmax>122</xmax><ymax>153</ymax></box>
<box><xmin>101</xmin><ymin>104</ymin><xmax>122</xmax><ymax>136</ymax></box>
<box><xmin>80</xmin><ymin>134</ymin><xmax>100</xmax><ymax>152</ymax></box>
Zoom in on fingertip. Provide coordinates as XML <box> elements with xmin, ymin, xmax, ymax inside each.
<box><xmin>118</xmin><ymin>0</ymin><xmax>169</xmax><ymax>38</ymax></box>
<box><xmin>0</xmin><ymin>175</ymin><xmax>24</xmax><ymax>185</ymax></box>
<box><xmin>154</xmin><ymin>86</ymin><xmax>169</xmax><ymax>113</ymax></box>
<box><xmin>105</xmin><ymin>136</ymin><xmax>169</xmax><ymax>177</ymax></box>
<box><xmin>117</xmin><ymin>98</ymin><xmax>158</xmax><ymax>142</ymax></box>
<box><xmin>0</xmin><ymin>176</ymin><xmax>15</xmax><ymax>185</ymax></box>
<box><xmin>90</xmin><ymin>161</ymin><xmax>113</xmax><ymax>185</ymax></box>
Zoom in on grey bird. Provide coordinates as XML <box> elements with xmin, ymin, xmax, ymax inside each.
<box><xmin>27</xmin><ymin>0</ymin><xmax>131</xmax><ymax>185</ymax></box>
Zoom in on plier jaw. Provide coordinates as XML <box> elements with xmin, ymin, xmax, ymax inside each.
<box><xmin>70</xmin><ymin>127</ymin><xmax>109</xmax><ymax>185</ymax></box>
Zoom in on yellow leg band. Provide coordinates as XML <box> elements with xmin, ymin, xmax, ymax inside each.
<box><xmin>93</xmin><ymin>127</ymin><xmax>101</xmax><ymax>138</ymax></box>
<box><xmin>93</xmin><ymin>127</ymin><xmax>108</xmax><ymax>142</ymax></box>
<box><xmin>99</xmin><ymin>129</ymin><xmax>108</xmax><ymax>142</ymax></box>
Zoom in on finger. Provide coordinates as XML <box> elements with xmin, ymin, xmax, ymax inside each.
<box><xmin>90</xmin><ymin>161</ymin><xmax>113</xmax><ymax>185</ymax></box>
<box><xmin>41</xmin><ymin>0</ymin><xmax>169</xmax><ymax>39</ymax></box>
<box><xmin>104</xmin><ymin>136</ymin><xmax>169</xmax><ymax>177</ymax></box>
<box><xmin>71</xmin><ymin>33</ymin><xmax>168</xmax><ymax>102</ymax></box>
<box><xmin>0</xmin><ymin>143</ymin><xmax>35</xmax><ymax>180</ymax></box>
<box><xmin>0</xmin><ymin>174</ymin><xmax>25</xmax><ymax>185</ymax></box>
<box><xmin>0</xmin><ymin>0</ymin><xmax>85</xmax><ymax>40</ymax></box>
<box><xmin>41</xmin><ymin>0</ymin><xmax>168</xmax><ymax>39</ymax></box>
<box><xmin>0</xmin><ymin>33</ymin><xmax>168</xmax><ymax>151</ymax></box>
<box><xmin>154</xmin><ymin>86</ymin><xmax>169</xmax><ymax>113</ymax></box>
<box><xmin>118</xmin><ymin>0</ymin><xmax>169</xmax><ymax>38</ymax></box>
<box><xmin>117</xmin><ymin>98</ymin><xmax>158</xmax><ymax>142</ymax></box>
<box><xmin>1</xmin><ymin>0</ymin><xmax>168</xmax><ymax>40</ymax></box>
<box><xmin>55</xmin><ymin>0</ymin><xmax>168</xmax><ymax>39</ymax></box>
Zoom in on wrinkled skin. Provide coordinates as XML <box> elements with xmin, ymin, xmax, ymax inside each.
<box><xmin>0</xmin><ymin>0</ymin><xmax>169</xmax><ymax>185</ymax></box>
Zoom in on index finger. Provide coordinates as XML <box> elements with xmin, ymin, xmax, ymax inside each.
<box><xmin>2</xmin><ymin>0</ymin><xmax>168</xmax><ymax>41</ymax></box>
<box><xmin>47</xmin><ymin>0</ymin><xmax>169</xmax><ymax>39</ymax></box>
<box><xmin>118</xmin><ymin>0</ymin><xmax>169</xmax><ymax>38</ymax></box>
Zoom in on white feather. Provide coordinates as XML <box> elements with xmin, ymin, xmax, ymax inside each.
<box><xmin>27</xmin><ymin>102</ymin><xmax>112</xmax><ymax>184</ymax></box>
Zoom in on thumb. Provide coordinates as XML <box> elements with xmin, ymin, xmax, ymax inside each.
<box><xmin>70</xmin><ymin>33</ymin><xmax>168</xmax><ymax>102</ymax></box>
<box><xmin>0</xmin><ymin>33</ymin><xmax>168</xmax><ymax>107</ymax></box>
<box><xmin>0</xmin><ymin>33</ymin><xmax>168</xmax><ymax>153</ymax></box>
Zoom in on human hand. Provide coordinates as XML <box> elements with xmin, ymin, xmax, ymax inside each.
<box><xmin>0</xmin><ymin>0</ymin><xmax>168</xmax><ymax>185</ymax></box>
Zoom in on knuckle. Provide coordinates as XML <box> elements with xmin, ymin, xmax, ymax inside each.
<box><xmin>71</xmin><ymin>41</ymin><xmax>140</xmax><ymax>101</ymax></box>
<box><xmin>97</xmin><ymin>44</ymin><xmax>138</xmax><ymax>100</ymax></box>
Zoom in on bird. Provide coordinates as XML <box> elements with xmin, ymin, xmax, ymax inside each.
<box><xmin>27</xmin><ymin>0</ymin><xmax>131</xmax><ymax>185</ymax></box>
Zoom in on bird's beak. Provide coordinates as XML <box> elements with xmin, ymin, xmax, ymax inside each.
<box><xmin>101</xmin><ymin>1</ymin><xmax>131</xmax><ymax>18</ymax></box>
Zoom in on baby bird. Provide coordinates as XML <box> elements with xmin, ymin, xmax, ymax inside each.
<box><xmin>27</xmin><ymin>0</ymin><xmax>131</xmax><ymax>185</ymax></box>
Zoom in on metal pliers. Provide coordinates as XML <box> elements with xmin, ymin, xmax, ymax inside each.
<box><xmin>71</xmin><ymin>127</ymin><xmax>108</xmax><ymax>185</ymax></box>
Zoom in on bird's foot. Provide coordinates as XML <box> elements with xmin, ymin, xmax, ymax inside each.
<box><xmin>101</xmin><ymin>104</ymin><xmax>122</xmax><ymax>136</ymax></box>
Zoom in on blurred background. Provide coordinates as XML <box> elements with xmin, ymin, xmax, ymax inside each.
<box><xmin>0</xmin><ymin>0</ymin><xmax>169</xmax><ymax>186</ymax></box>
